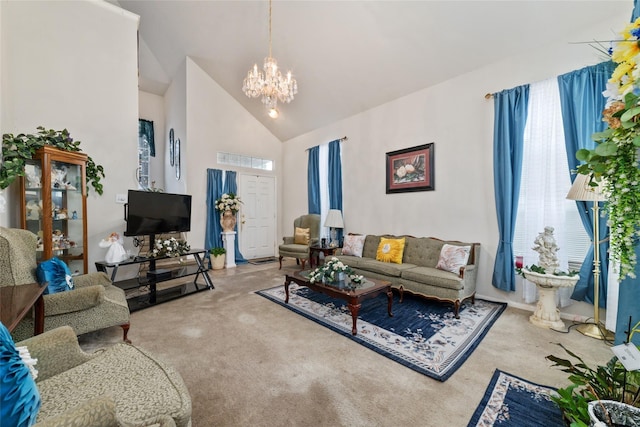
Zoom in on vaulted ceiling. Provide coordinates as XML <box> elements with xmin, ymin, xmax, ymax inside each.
<box><xmin>116</xmin><ymin>1</ymin><xmax>631</xmax><ymax>142</ymax></box>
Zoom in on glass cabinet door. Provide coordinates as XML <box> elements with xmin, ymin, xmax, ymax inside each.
<box><xmin>23</xmin><ymin>160</ymin><xmax>44</xmax><ymax>263</ymax></box>
<box><xmin>50</xmin><ymin>160</ymin><xmax>85</xmax><ymax>275</ymax></box>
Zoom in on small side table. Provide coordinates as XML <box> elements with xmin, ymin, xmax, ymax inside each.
<box><xmin>1</xmin><ymin>283</ymin><xmax>47</xmax><ymax>335</ymax></box>
<box><xmin>309</xmin><ymin>246</ymin><xmax>341</xmax><ymax>268</ymax></box>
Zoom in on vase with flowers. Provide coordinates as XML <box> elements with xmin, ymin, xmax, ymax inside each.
<box><xmin>215</xmin><ymin>193</ymin><xmax>242</xmax><ymax>232</ymax></box>
<box><xmin>308</xmin><ymin>257</ymin><xmax>365</xmax><ymax>288</ymax></box>
<box><xmin>148</xmin><ymin>237</ymin><xmax>190</xmax><ymax>258</ymax></box>
<box><xmin>577</xmin><ymin>18</ymin><xmax>640</xmax><ymax>281</ymax></box>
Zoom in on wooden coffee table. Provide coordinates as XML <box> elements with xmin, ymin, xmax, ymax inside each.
<box><xmin>284</xmin><ymin>271</ymin><xmax>393</xmax><ymax>335</ymax></box>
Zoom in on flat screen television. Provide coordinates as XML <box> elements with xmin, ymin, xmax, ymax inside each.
<box><xmin>124</xmin><ymin>190</ymin><xmax>192</xmax><ymax>237</ymax></box>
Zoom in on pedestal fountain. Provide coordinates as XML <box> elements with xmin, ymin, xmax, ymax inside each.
<box><xmin>521</xmin><ymin>226</ymin><xmax>579</xmax><ymax>330</ymax></box>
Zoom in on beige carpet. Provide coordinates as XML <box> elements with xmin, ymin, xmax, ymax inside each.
<box><xmin>79</xmin><ymin>260</ymin><xmax>613</xmax><ymax>426</ymax></box>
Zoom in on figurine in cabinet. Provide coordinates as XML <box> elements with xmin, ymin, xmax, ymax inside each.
<box><xmin>26</xmin><ymin>165</ymin><xmax>41</xmax><ymax>188</ymax></box>
<box><xmin>26</xmin><ymin>200</ymin><xmax>42</xmax><ymax>219</ymax></box>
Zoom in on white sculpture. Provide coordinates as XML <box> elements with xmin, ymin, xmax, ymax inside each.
<box><xmin>522</xmin><ymin>226</ymin><xmax>579</xmax><ymax>330</ymax></box>
<box><xmin>99</xmin><ymin>232</ymin><xmax>128</xmax><ymax>264</ymax></box>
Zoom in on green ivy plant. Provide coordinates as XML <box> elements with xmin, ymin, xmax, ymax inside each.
<box><xmin>1</xmin><ymin>127</ymin><xmax>105</xmax><ymax>195</ymax></box>
<box><xmin>547</xmin><ymin>343</ymin><xmax>640</xmax><ymax>427</ymax></box>
<box><xmin>576</xmin><ymin>92</ymin><xmax>640</xmax><ymax>281</ymax></box>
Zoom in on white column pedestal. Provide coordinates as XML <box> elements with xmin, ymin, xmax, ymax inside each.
<box><xmin>529</xmin><ymin>286</ymin><xmax>566</xmax><ymax>330</ymax></box>
<box><xmin>221</xmin><ymin>231</ymin><xmax>236</xmax><ymax>268</ymax></box>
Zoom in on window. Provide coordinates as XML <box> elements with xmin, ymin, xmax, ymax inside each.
<box><xmin>137</xmin><ymin>130</ymin><xmax>150</xmax><ymax>189</ymax></box>
<box><xmin>217</xmin><ymin>152</ymin><xmax>273</xmax><ymax>171</ymax></box>
<box><xmin>513</xmin><ymin>78</ymin><xmax>590</xmax><ymax>272</ymax></box>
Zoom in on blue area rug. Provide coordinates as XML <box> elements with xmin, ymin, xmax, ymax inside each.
<box><xmin>467</xmin><ymin>369</ymin><xmax>564</xmax><ymax>426</ymax></box>
<box><xmin>257</xmin><ymin>282</ymin><xmax>506</xmax><ymax>381</ymax></box>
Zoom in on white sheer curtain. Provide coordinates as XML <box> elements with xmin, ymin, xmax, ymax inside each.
<box><xmin>515</xmin><ymin>77</ymin><xmax>574</xmax><ymax>307</ymax></box>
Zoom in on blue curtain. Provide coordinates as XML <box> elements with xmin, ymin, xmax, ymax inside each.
<box><xmin>307</xmin><ymin>146</ymin><xmax>321</xmax><ymax>214</ymax></box>
<box><xmin>223</xmin><ymin>170</ymin><xmax>247</xmax><ymax>264</ymax></box>
<box><xmin>328</xmin><ymin>140</ymin><xmax>343</xmax><ymax>244</ymax></box>
<box><xmin>138</xmin><ymin>119</ymin><xmax>155</xmax><ymax>157</ymax></box>
<box><xmin>558</xmin><ymin>62</ymin><xmax>614</xmax><ymax>307</ymax></box>
<box><xmin>633</xmin><ymin>0</ymin><xmax>640</xmax><ymax>21</ymax></box>
<box><xmin>205</xmin><ymin>169</ymin><xmax>224</xmax><ymax>253</ymax></box>
<box><xmin>492</xmin><ymin>85</ymin><xmax>529</xmax><ymax>292</ymax></box>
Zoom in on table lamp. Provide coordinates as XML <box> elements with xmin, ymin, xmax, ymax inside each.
<box><xmin>566</xmin><ymin>173</ymin><xmax>613</xmax><ymax>340</ymax></box>
<box><xmin>324</xmin><ymin>209</ymin><xmax>344</xmax><ymax>247</ymax></box>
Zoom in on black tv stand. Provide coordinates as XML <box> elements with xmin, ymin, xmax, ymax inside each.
<box><xmin>95</xmin><ymin>248</ymin><xmax>214</xmax><ymax>312</ymax></box>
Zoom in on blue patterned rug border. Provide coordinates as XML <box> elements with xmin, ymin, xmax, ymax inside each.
<box><xmin>467</xmin><ymin>369</ymin><xmax>563</xmax><ymax>426</ymax></box>
<box><xmin>256</xmin><ymin>284</ymin><xmax>506</xmax><ymax>382</ymax></box>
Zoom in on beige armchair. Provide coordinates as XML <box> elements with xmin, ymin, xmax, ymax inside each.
<box><xmin>278</xmin><ymin>214</ymin><xmax>321</xmax><ymax>269</ymax></box>
<box><xmin>17</xmin><ymin>326</ymin><xmax>191</xmax><ymax>426</ymax></box>
<box><xmin>0</xmin><ymin>227</ymin><xmax>130</xmax><ymax>342</ymax></box>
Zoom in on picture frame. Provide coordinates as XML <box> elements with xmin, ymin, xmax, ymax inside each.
<box><xmin>169</xmin><ymin>128</ymin><xmax>175</xmax><ymax>167</ymax></box>
<box><xmin>385</xmin><ymin>143</ymin><xmax>434</xmax><ymax>193</ymax></box>
<box><xmin>175</xmin><ymin>138</ymin><xmax>181</xmax><ymax>180</ymax></box>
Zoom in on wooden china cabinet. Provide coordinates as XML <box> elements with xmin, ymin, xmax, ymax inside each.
<box><xmin>20</xmin><ymin>146</ymin><xmax>88</xmax><ymax>275</ymax></box>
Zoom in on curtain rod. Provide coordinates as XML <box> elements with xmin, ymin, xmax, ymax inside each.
<box><xmin>305</xmin><ymin>136</ymin><xmax>348</xmax><ymax>151</ymax></box>
<box><xmin>485</xmin><ymin>93</ymin><xmax>493</xmax><ymax>99</ymax></box>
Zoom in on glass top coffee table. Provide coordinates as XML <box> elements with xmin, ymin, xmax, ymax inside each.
<box><xmin>284</xmin><ymin>271</ymin><xmax>393</xmax><ymax>336</ymax></box>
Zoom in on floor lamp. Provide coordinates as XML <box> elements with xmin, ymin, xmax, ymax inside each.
<box><xmin>566</xmin><ymin>173</ymin><xmax>614</xmax><ymax>340</ymax></box>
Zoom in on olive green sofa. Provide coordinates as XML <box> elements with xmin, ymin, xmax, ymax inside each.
<box><xmin>335</xmin><ymin>235</ymin><xmax>480</xmax><ymax>317</ymax></box>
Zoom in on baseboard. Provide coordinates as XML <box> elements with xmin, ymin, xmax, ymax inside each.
<box><xmin>475</xmin><ymin>293</ymin><xmax>590</xmax><ymax>323</ymax></box>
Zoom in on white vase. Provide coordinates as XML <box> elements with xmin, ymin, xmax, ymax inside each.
<box><xmin>220</xmin><ymin>211</ymin><xmax>236</xmax><ymax>232</ymax></box>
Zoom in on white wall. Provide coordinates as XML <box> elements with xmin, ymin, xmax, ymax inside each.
<box><xmin>1</xmin><ymin>0</ymin><xmax>140</xmax><ymax>271</ymax></box>
<box><xmin>139</xmin><ymin>91</ymin><xmax>165</xmax><ymax>190</ymax></box>
<box><xmin>281</xmin><ymin>12</ymin><xmax>630</xmax><ymax>318</ymax></box>
<box><xmin>184</xmin><ymin>58</ymin><xmax>282</xmax><ymax>250</ymax></box>
<box><xmin>163</xmin><ymin>61</ymin><xmax>187</xmax><ymax>195</ymax></box>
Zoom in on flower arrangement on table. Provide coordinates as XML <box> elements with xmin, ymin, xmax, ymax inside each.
<box><xmin>148</xmin><ymin>237</ymin><xmax>190</xmax><ymax>258</ymax></box>
<box><xmin>577</xmin><ymin>18</ymin><xmax>640</xmax><ymax>281</ymax></box>
<box><xmin>308</xmin><ymin>257</ymin><xmax>365</xmax><ymax>285</ymax></box>
<box><xmin>214</xmin><ymin>193</ymin><xmax>242</xmax><ymax>213</ymax></box>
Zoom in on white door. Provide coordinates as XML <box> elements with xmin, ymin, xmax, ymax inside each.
<box><xmin>238</xmin><ymin>174</ymin><xmax>276</xmax><ymax>259</ymax></box>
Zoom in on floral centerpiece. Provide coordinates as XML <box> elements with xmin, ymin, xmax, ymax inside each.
<box><xmin>214</xmin><ymin>193</ymin><xmax>242</xmax><ymax>213</ymax></box>
<box><xmin>308</xmin><ymin>257</ymin><xmax>365</xmax><ymax>285</ymax></box>
<box><xmin>577</xmin><ymin>18</ymin><xmax>640</xmax><ymax>281</ymax></box>
<box><xmin>148</xmin><ymin>237</ymin><xmax>190</xmax><ymax>258</ymax></box>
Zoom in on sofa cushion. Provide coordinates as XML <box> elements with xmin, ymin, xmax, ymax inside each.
<box><xmin>36</xmin><ymin>343</ymin><xmax>191</xmax><ymax>426</ymax></box>
<box><xmin>436</xmin><ymin>244</ymin><xmax>471</xmax><ymax>274</ymax></box>
<box><xmin>376</xmin><ymin>237</ymin><xmax>405</xmax><ymax>264</ymax></box>
<box><xmin>357</xmin><ymin>258</ymin><xmax>416</xmax><ymax>277</ymax></box>
<box><xmin>342</xmin><ymin>235</ymin><xmax>366</xmax><ymax>257</ymax></box>
<box><xmin>402</xmin><ymin>237</ymin><xmax>443</xmax><ymax>267</ymax></box>
<box><xmin>401</xmin><ymin>266</ymin><xmax>464</xmax><ymax>291</ymax></box>
<box><xmin>294</xmin><ymin>227</ymin><xmax>310</xmax><ymax>245</ymax></box>
<box><xmin>361</xmin><ymin>235</ymin><xmax>382</xmax><ymax>259</ymax></box>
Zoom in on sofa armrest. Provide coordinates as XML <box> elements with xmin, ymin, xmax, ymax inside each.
<box><xmin>17</xmin><ymin>326</ymin><xmax>95</xmax><ymax>381</ymax></box>
<box><xmin>35</xmin><ymin>396</ymin><xmax>118</xmax><ymax>427</ymax></box>
<box><xmin>73</xmin><ymin>272</ymin><xmax>111</xmax><ymax>289</ymax></box>
<box><xmin>282</xmin><ymin>236</ymin><xmax>294</xmax><ymax>244</ymax></box>
<box><xmin>44</xmin><ymin>285</ymin><xmax>105</xmax><ymax>316</ymax></box>
<box><xmin>460</xmin><ymin>264</ymin><xmax>478</xmax><ymax>292</ymax></box>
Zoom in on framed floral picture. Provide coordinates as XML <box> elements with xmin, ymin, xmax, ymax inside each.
<box><xmin>385</xmin><ymin>143</ymin><xmax>434</xmax><ymax>193</ymax></box>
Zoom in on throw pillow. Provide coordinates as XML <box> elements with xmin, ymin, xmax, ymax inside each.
<box><xmin>36</xmin><ymin>257</ymin><xmax>75</xmax><ymax>295</ymax></box>
<box><xmin>375</xmin><ymin>237</ymin><xmax>405</xmax><ymax>264</ymax></box>
<box><xmin>294</xmin><ymin>227</ymin><xmax>310</xmax><ymax>245</ymax></box>
<box><xmin>341</xmin><ymin>234</ymin><xmax>366</xmax><ymax>257</ymax></box>
<box><xmin>436</xmin><ymin>244</ymin><xmax>471</xmax><ymax>274</ymax></box>
<box><xmin>0</xmin><ymin>323</ymin><xmax>41</xmax><ymax>427</ymax></box>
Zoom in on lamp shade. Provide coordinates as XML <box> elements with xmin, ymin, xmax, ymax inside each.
<box><xmin>324</xmin><ymin>209</ymin><xmax>344</xmax><ymax>228</ymax></box>
<box><xmin>566</xmin><ymin>174</ymin><xmax>606</xmax><ymax>202</ymax></box>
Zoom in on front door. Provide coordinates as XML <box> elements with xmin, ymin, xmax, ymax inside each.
<box><xmin>238</xmin><ymin>174</ymin><xmax>276</xmax><ymax>259</ymax></box>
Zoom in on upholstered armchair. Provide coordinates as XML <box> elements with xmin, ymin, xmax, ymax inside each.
<box><xmin>15</xmin><ymin>326</ymin><xmax>191</xmax><ymax>426</ymax></box>
<box><xmin>0</xmin><ymin>227</ymin><xmax>130</xmax><ymax>342</ymax></box>
<box><xmin>278</xmin><ymin>214</ymin><xmax>321</xmax><ymax>269</ymax></box>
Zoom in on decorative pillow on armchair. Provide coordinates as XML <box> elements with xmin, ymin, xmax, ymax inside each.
<box><xmin>293</xmin><ymin>227</ymin><xmax>310</xmax><ymax>245</ymax></box>
<box><xmin>342</xmin><ymin>235</ymin><xmax>366</xmax><ymax>257</ymax></box>
<box><xmin>375</xmin><ymin>237</ymin><xmax>405</xmax><ymax>264</ymax></box>
<box><xmin>36</xmin><ymin>257</ymin><xmax>75</xmax><ymax>295</ymax></box>
<box><xmin>436</xmin><ymin>244</ymin><xmax>471</xmax><ymax>274</ymax></box>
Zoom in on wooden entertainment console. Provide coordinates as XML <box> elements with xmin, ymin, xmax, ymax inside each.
<box><xmin>95</xmin><ymin>249</ymin><xmax>213</xmax><ymax>312</ymax></box>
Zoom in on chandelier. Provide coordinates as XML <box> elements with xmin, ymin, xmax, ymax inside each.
<box><xmin>242</xmin><ymin>0</ymin><xmax>297</xmax><ymax>119</ymax></box>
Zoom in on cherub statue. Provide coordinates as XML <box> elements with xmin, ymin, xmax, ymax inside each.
<box><xmin>532</xmin><ymin>226</ymin><xmax>560</xmax><ymax>273</ymax></box>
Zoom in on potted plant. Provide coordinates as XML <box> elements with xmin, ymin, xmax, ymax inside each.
<box><xmin>546</xmin><ymin>344</ymin><xmax>640</xmax><ymax>426</ymax></box>
<box><xmin>209</xmin><ymin>247</ymin><xmax>226</xmax><ymax>270</ymax></box>
<box><xmin>1</xmin><ymin>127</ymin><xmax>105</xmax><ymax>195</ymax></box>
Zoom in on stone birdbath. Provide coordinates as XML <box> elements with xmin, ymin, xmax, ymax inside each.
<box><xmin>521</xmin><ymin>226</ymin><xmax>579</xmax><ymax>330</ymax></box>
